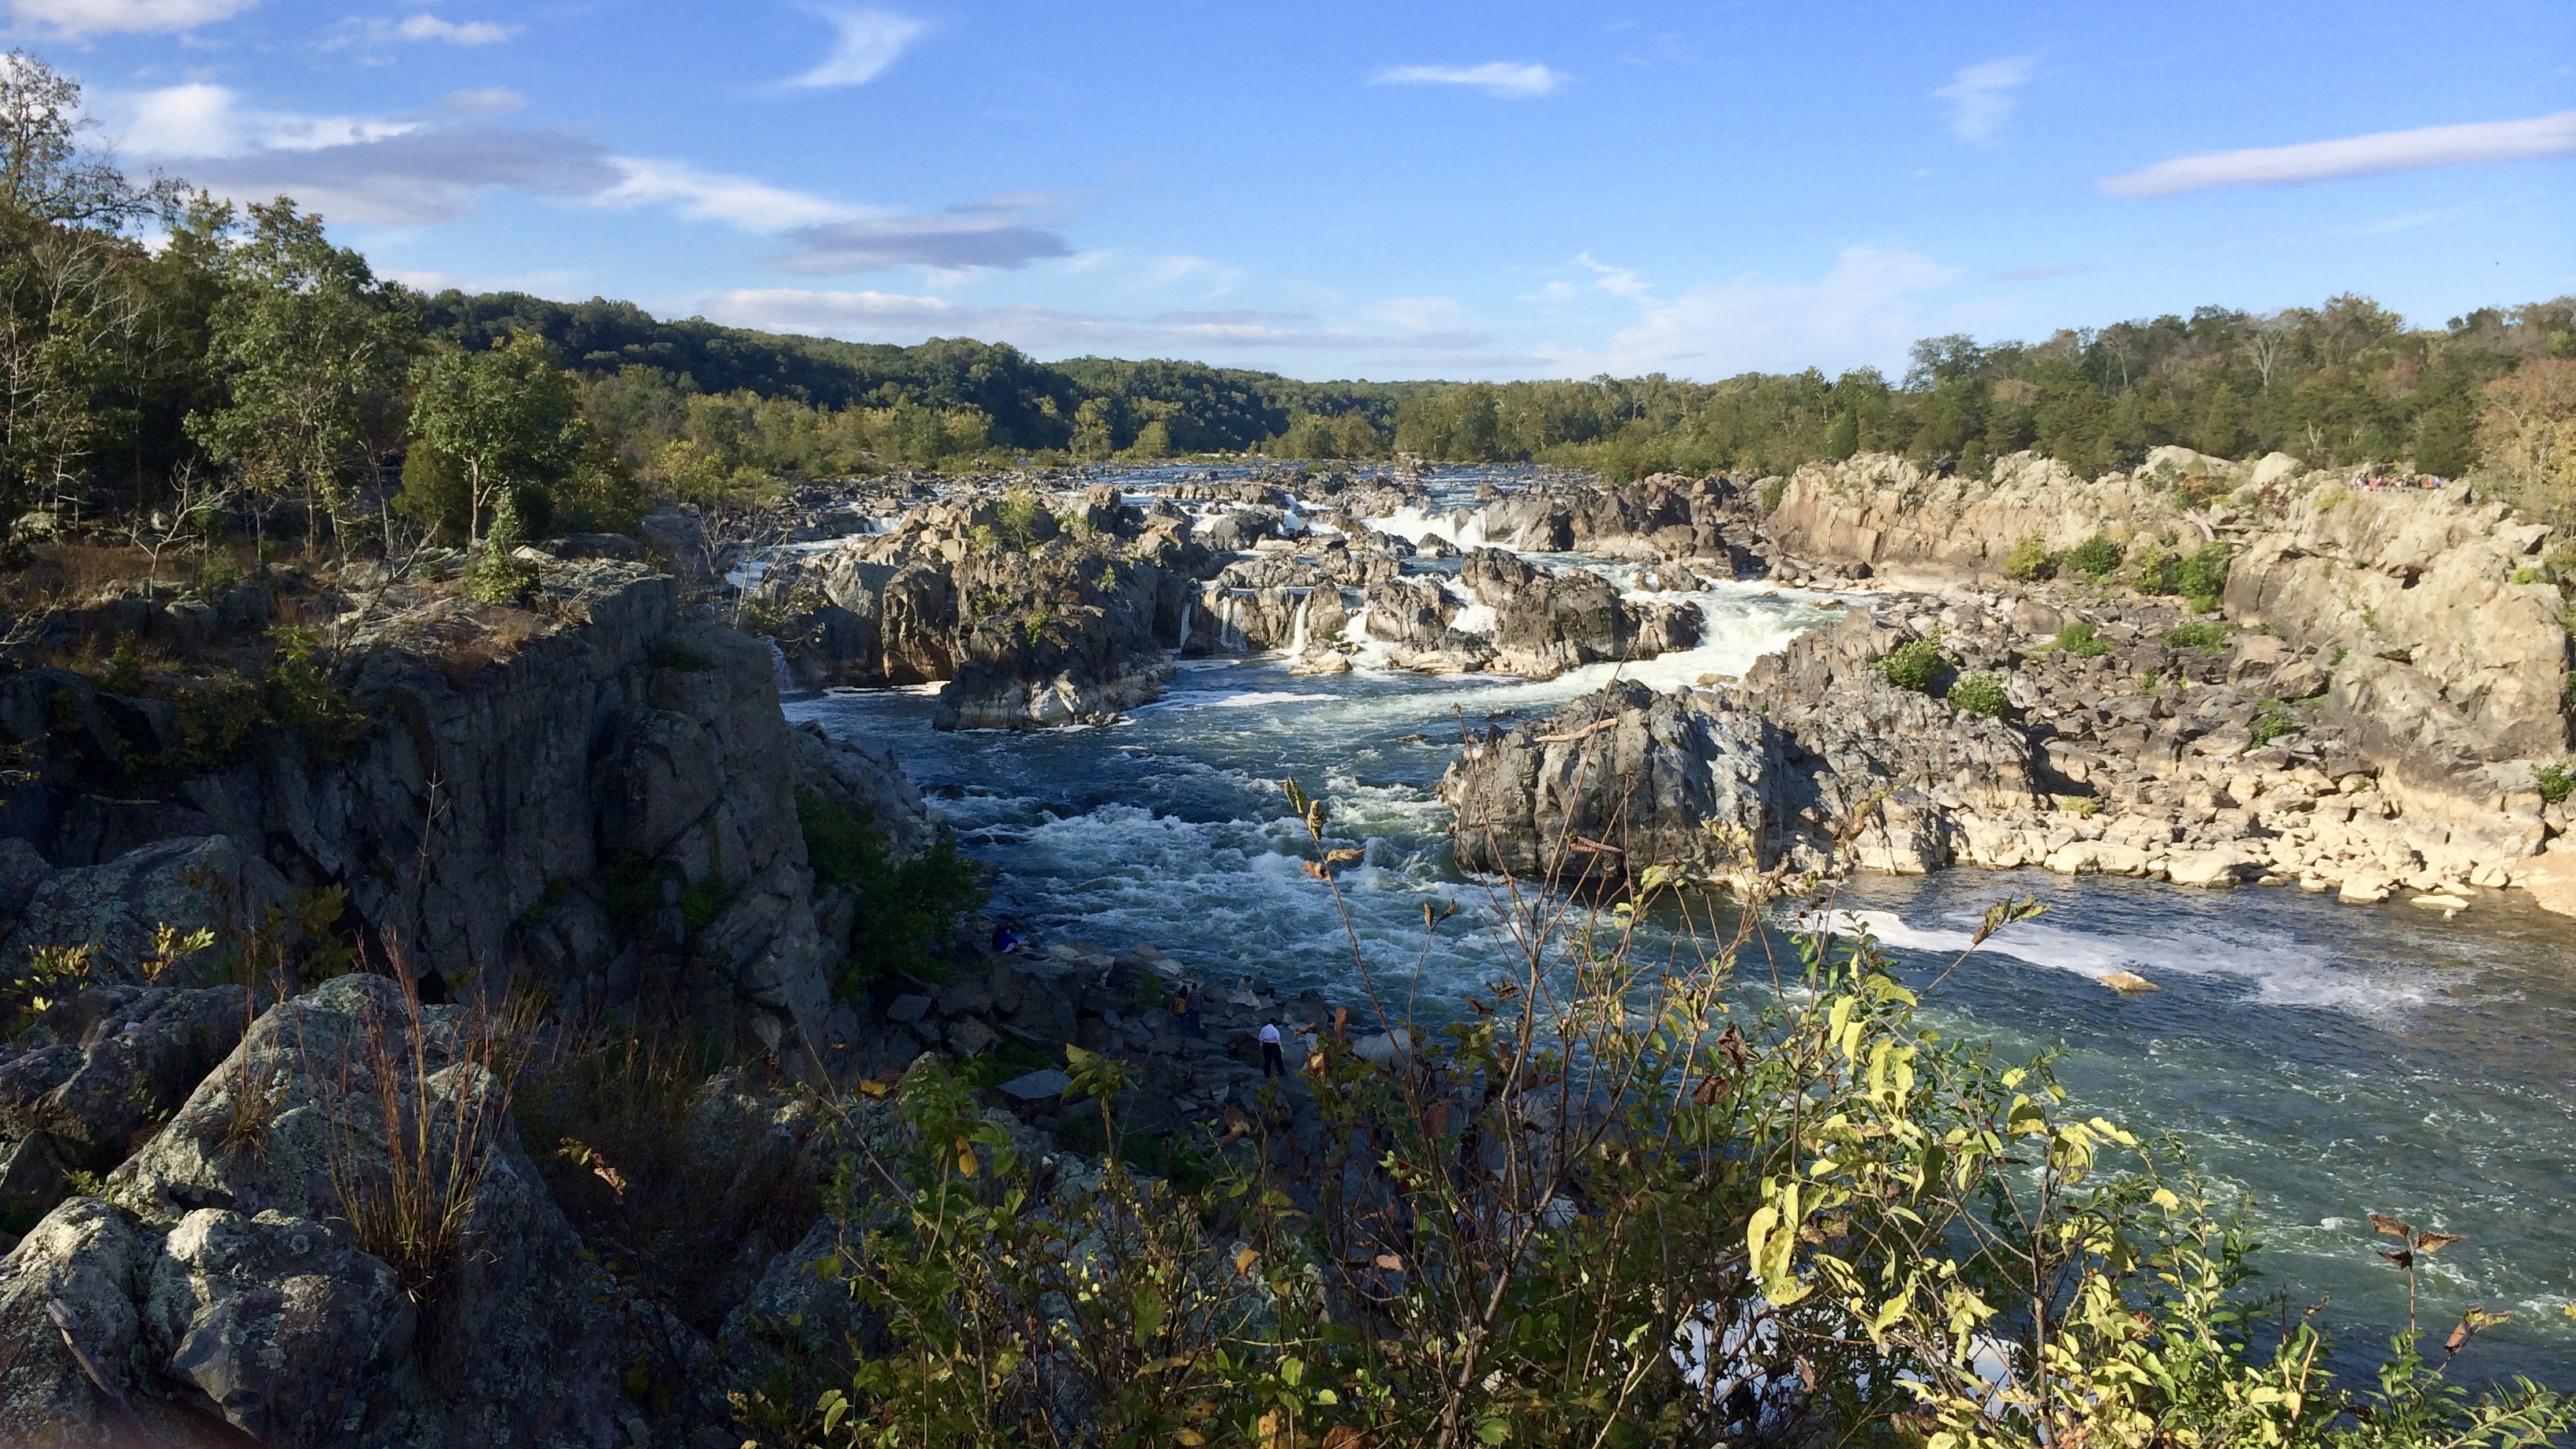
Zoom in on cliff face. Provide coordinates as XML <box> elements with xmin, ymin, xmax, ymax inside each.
<box><xmin>0</xmin><ymin>560</ymin><xmax>926</xmax><ymax>1056</ymax></box>
<box><xmin>1764</xmin><ymin>451</ymin><xmax>2571</xmax><ymax>810</ymax></box>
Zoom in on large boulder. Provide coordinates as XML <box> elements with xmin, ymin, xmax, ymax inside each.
<box><xmin>0</xmin><ymin>974</ymin><xmax>635</xmax><ymax>1448</ymax></box>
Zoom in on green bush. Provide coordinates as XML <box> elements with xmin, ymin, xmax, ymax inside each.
<box><xmin>678</xmin><ymin>874</ymin><xmax>734</xmax><ymax>933</ymax></box>
<box><xmin>2172</xmin><ymin>541</ymin><xmax>2233</xmax><ymax>601</ymax></box>
<box><xmin>1758</xmin><ymin>477</ymin><xmax>1788</xmax><ymax>511</ymax></box>
<box><xmin>2164</xmin><ymin>620</ymin><xmax>2233</xmax><ymax>651</ymax></box>
<box><xmin>2002</xmin><ymin>534</ymin><xmax>2054</xmax><ymax>580</ymax></box>
<box><xmin>2053</xmin><ymin>620</ymin><xmax>2114</xmax><ymax>657</ymax></box>
<box><xmin>2064</xmin><ymin>533</ymin><xmax>2123</xmax><ymax>578</ymax></box>
<box><xmin>2249</xmin><ymin>705</ymin><xmax>2299</xmax><ymax>747</ymax></box>
<box><xmin>462</xmin><ymin>490</ymin><xmax>542</xmax><ymax>605</ymax></box>
<box><xmin>797</xmin><ymin>788</ymin><xmax>985</xmax><ymax>996</ymax></box>
<box><xmin>1946</xmin><ymin>671</ymin><xmax>2011</xmax><ymax>717</ymax></box>
<box><xmin>2539</xmin><ymin>759</ymin><xmax>2574</xmax><ymax>805</ymax></box>
<box><xmin>1878</xmin><ymin>634</ymin><xmax>1948</xmax><ymax>694</ymax></box>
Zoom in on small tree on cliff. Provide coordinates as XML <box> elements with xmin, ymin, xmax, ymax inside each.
<box><xmin>406</xmin><ymin>331</ymin><xmax>582</xmax><ymax>545</ymax></box>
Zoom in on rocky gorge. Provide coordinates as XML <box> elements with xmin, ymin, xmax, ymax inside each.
<box><xmin>0</xmin><ymin>444</ymin><xmax>2570</xmax><ymax>1443</ymax></box>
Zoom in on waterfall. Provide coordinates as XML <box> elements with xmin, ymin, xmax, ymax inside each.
<box><xmin>1178</xmin><ymin>600</ymin><xmax>1193</xmax><ymax>652</ymax></box>
<box><xmin>1219</xmin><ymin>594</ymin><xmax>1249</xmax><ymax>652</ymax></box>
<box><xmin>1286</xmin><ymin>593</ymin><xmax>1311</xmax><ymax>655</ymax></box>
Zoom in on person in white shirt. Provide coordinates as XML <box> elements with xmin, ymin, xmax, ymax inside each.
<box><xmin>1259</xmin><ymin>1020</ymin><xmax>1286</xmax><ymax>1077</ymax></box>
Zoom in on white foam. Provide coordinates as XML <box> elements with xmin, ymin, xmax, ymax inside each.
<box><xmin>1808</xmin><ymin>908</ymin><xmax>2428</xmax><ymax>1013</ymax></box>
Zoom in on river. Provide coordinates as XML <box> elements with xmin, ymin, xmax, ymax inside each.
<box><xmin>784</xmin><ymin>464</ymin><xmax>2576</xmax><ymax>1381</ymax></box>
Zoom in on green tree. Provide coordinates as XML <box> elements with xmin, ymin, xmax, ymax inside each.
<box><xmin>188</xmin><ymin>197</ymin><xmax>415</xmax><ymax>556</ymax></box>
<box><xmin>406</xmin><ymin>332</ymin><xmax>582</xmax><ymax>545</ymax></box>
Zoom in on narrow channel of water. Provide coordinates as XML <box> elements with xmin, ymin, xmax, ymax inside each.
<box><xmin>789</xmin><ymin>466</ymin><xmax>2576</xmax><ymax>1380</ymax></box>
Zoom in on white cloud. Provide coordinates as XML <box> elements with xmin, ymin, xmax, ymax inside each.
<box><xmin>703</xmin><ymin>287</ymin><xmax>1492</xmax><ymax>360</ymax></box>
<box><xmin>1932</xmin><ymin>55</ymin><xmax>2035</xmax><ymax>142</ymax></box>
<box><xmin>2099</xmin><ymin>110</ymin><xmax>2576</xmax><ymax>197</ymax></box>
<box><xmin>110</xmin><ymin>83</ymin><xmax>420</xmax><ymax>159</ymax></box>
<box><xmin>1546</xmin><ymin>245</ymin><xmax>1960</xmax><ymax>378</ymax></box>
<box><xmin>1370</xmin><ymin>62</ymin><xmax>1562</xmax><ymax>99</ymax></box>
<box><xmin>394</xmin><ymin>13</ymin><xmax>516</xmax><ymax>44</ymax></box>
<box><xmin>775</xmin><ymin>197</ymin><xmax>1073</xmax><ymax>271</ymax></box>
<box><xmin>595</xmin><ymin>157</ymin><xmax>859</xmax><ymax>230</ymax></box>
<box><xmin>789</xmin><ymin>8</ymin><xmax>927</xmax><ymax>88</ymax></box>
<box><xmin>4</xmin><ymin>0</ymin><xmax>251</xmax><ymax>33</ymax></box>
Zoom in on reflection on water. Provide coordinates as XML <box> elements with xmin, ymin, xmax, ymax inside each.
<box><xmin>791</xmin><ymin>470</ymin><xmax>2576</xmax><ymax>1380</ymax></box>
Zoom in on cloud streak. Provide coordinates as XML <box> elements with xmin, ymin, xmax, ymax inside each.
<box><xmin>1371</xmin><ymin>62</ymin><xmax>1562</xmax><ymax>99</ymax></box>
<box><xmin>394</xmin><ymin>13</ymin><xmax>515</xmax><ymax>44</ymax></box>
<box><xmin>790</xmin><ymin>8</ymin><xmax>927</xmax><ymax>88</ymax></box>
<box><xmin>3</xmin><ymin>0</ymin><xmax>249</xmax><ymax>33</ymax></box>
<box><xmin>1932</xmin><ymin>56</ymin><xmax>2035</xmax><ymax>142</ymax></box>
<box><xmin>2099</xmin><ymin>110</ymin><xmax>2576</xmax><ymax>196</ymax></box>
<box><xmin>774</xmin><ymin>199</ymin><xmax>1073</xmax><ymax>272</ymax></box>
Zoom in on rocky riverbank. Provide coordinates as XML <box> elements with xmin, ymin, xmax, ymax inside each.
<box><xmin>1440</xmin><ymin>447</ymin><xmax>2575</xmax><ymax>918</ymax></box>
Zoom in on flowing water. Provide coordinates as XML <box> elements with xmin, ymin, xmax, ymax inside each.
<box><xmin>786</xmin><ymin>465</ymin><xmax>2576</xmax><ymax>1380</ymax></box>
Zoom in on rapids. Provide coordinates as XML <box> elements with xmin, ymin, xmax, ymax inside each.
<box><xmin>787</xmin><ymin>464</ymin><xmax>2576</xmax><ymax>1379</ymax></box>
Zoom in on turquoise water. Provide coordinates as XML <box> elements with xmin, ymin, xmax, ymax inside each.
<box><xmin>788</xmin><ymin>471</ymin><xmax>2576</xmax><ymax>1383</ymax></box>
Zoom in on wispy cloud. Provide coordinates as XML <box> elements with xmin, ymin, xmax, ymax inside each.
<box><xmin>2099</xmin><ymin>110</ymin><xmax>2576</xmax><ymax>196</ymax></box>
<box><xmin>597</xmin><ymin>157</ymin><xmax>857</xmax><ymax>230</ymax></box>
<box><xmin>789</xmin><ymin>7</ymin><xmax>928</xmax><ymax>88</ymax></box>
<box><xmin>774</xmin><ymin>197</ymin><xmax>1073</xmax><ymax>272</ymax></box>
<box><xmin>1547</xmin><ymin>245</ymin><xmax>1961</xmax><ymax>378</ymax></box>
<box><xmin>1991</xmin><ymin>264</ymin><xmax>2091</xmax><ymax>281</ymax></box>
<box><xmin>3</xmin><ymin>0</ymin><xmax>251</xmax><ymax>33</ymax></box>
<box><xmin>1932</xmin><ymin>55</ymin><xmax>2035</xmax><ymax>142</ymax></box>
<box><xmin>102</xmin><ymin>82</ymin><xmax>862</xmax><ymax>230</ymax></box>
<box><xmin>1370</xmin><ymin>62</ymin><xmax>1563</xmax><ymax>99</ymax></box>
<box><xmin>703</xmin><ymin>287</ymin><xmax>1493</xmax><ymax>360</ymax></box>
<box><xmin>393</xmin><ymin>13</ymin><xmax>515</xmax><ymax>43</ymax></box>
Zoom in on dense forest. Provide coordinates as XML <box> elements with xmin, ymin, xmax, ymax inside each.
<box><xmin>4</xmin><ymin>44</ymin><xmax>2573</xmax><ymax>567</ymax></box>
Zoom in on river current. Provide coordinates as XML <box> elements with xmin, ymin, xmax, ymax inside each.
<box><xmin>786</xmin><ymin>466</ymin><xmax>2576</xmax><ymax>1380</ymax></box>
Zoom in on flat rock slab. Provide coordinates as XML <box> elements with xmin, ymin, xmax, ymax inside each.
<box><xmin>998</xmin><ymin>1069</ymin><xmax>1073</xmax><ymax>1102</ymax></box>
<box><xmin>885</xmin><ymin>994</ymin><xmax>932</xmax><ymax>1024</ymax></box>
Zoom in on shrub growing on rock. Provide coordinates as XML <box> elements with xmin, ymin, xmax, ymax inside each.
<box><xmin>797</xmin><ymin>789</ymin><xmax>983</xmax><ymax>995</ymax></box>
<box><xmin>1878</xmin><ymin>634</ymin><xmax>1948</xmax><ymax>694</ymax></box>
<box><xmin>2165</xmin><ymin>620</ymin><xmax>2233</xmax><ymax>651</ymax></box>
<box><xmin>2539</xmin><ymin>759</ymin><xmax>2574</xmax><ymax>805</ymax></box>
<box><xmin>2064</xmin><ymin>532</ymin><xmax>2123</xmax><ymax>578</ymax></box>
<box><xmin>2052</xmin><ymin>620</ymin><xmax>2114</xmax><ymax>657</ymax></box>
<box><xmin>1946</xmin><ymin>671</ymin><xmax>2011</xmax><ymax>717</ymax></box>
<box><xmin>2002</xmin><ymin>534</ymin><xmax>2054</xmax><ymax>580</ymax></box>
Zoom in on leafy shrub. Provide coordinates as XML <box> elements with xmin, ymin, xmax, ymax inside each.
<box><xmin>992</xmin><ymin>488</ymin><xmax>1054</xmax><ymax>550</ymax></box>
<box><xmin>2002</xmin><ymin>534</ymin><xmax>2054</xmax><ymax>580</ymax></box>
<box><xmin>2053</xmin><ymin>620</ymin><xmax>2114</xmax><ymax>657</ymax></box>
<box><xmin>2165</xmin><ymin>620</ymin><xmax>2233</xmax><ymax>650</ymax></box>
<box><xmin>1759</xmin><ymin>477</ymin><xmax>1788</xmax><ymax>511</ymax></box>
<box><xmin>1878</xmin><ymin>634</ymin><xmax>1948</xmax><ymax>694</ymax></box>
<box><xmin>2249</xmin><ymin>705</ymin><xmax>2299</xmax><ymax>747</ymax></box>
<box><xmin>2540</xmin><ymin>759</ymin><xmax>2574</xmax><ymax>805</ymax></box>
<box><xmin>1946</xmin><ymin>671</ymin><xmax>2011</xmax><ymax>717</ymax></box>
<box><xmin>2064</xmin><ymin>532</ymin><xmax>2123</xmax><ymax>578</ymax></box>
<box><xmin>2311</xmin><ymin>483</ymin><xmax>2350</xmax><ymax>511</ymax></box>
<box><xmin>797</xmin><ymin>788</ymin><xmax>984</xmax><ymax>996</ymax></box>
<box><xmin>677</xmin><ymin>875</ymin><xmax>734</xmax><ymax>934</ymax></box>
<box><xmin>601</xmin><ymin>849</ymin><xmax>658</xmax><ymax>938</ymax></box>
<box><xmin>2172</xmin><ymin>541</ymin><xmax>2233</xmax><ymax>601</ymax></box>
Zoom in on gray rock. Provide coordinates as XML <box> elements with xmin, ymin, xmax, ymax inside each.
<box><xmin>884</xmin><ymin>994</ymin><xmax>931</xmax><ymax>1024</ymax></box>
<box><xmin>143</xmin><ymin>1208</ymin><xmax>415</xmax><ymax>1448</ymax></box>
<box><xmin>0</xmin><ymin>1134</ymin><xmax>69</xmax><ymax>1234</ymax></box>
<box><xmin>997</xmin><ymin>1069</ymin><xmax>1072</xmax><ymax>1102</ymax></box>
<box><xmin>12</xmin><ymin>836</ymin><xmax>285</xmax><ymax>975</ymax></box>
<box><xmin>0</xmin><ymin>987</ymin><xmax>248</xmax><ymax>1171</ymax></box>
<box><xmin>945</xmin><ymin>1017</ymin><xmax>998</xmax><ymax>1057</ymax></box>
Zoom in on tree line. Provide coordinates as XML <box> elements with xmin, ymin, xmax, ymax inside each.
<box><xmin>4</xmin><ymin>44</ymin><xmax>2571</xmax><ymax>570</ymax></box>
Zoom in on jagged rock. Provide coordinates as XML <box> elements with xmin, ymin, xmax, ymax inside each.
<box><xmin>0</xmin><ymin>1133</ymin><xmax>69</xmax><ymax>1233</ymax></box>
<box><xmin>144</xmin><ymin>1208</ymin><xmax>416</xmax><ymax>1448</ymax></box>
<box><xmin>27</xmin><ymin>973</ymin><xmax>633</xmax><ymax>1448</ymax></box>
<box><xmin>11</xmin><ymin>836</ymin><xmax>286</xmax><ymax>975</ymax></box>
<box><xmin>0</xmin><ymin>987</ymin><xmax>248</xmax><ymax>1172</ymax></box>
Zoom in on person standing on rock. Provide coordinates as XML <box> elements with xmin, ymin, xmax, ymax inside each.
<box><xmin>1260</xmin><ymin>1020</ymin><xmax>1286</xmax><ymax>1076</ymax></box>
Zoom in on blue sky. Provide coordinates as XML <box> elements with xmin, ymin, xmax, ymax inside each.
<box><xmin>17</xmin><ymin>0</ymin><xmax>2575</xmax><ymax>381</ymax></box>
